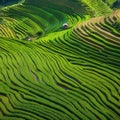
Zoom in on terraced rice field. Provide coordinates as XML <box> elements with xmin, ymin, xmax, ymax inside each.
<box><xmin>0</xmin><ymin>0</ymin><xmax>120</xmax><ymax>120</ymax></box>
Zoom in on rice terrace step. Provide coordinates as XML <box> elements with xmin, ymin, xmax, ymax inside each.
<box><xmin>0</xmin><ymin>0</ymin><xmax>120</xmax><ymax>120</ymax></box>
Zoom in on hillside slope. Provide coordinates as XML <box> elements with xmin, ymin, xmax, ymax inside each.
<box><xmin>0</xmin><ymin>0</ymin><xmax>120</xmax><ymax>120</ymax></box>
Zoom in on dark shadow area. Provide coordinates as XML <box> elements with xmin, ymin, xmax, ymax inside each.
<box><xmin>111</xmin><ymin>1</ymin><xmax>120</xmax><ymax>9</ymax></box>
<box><xmin>0</xmin><ymin>0</ymin><xmax>20</xmax><ymax>6</ymax></box>
<box><xmin>25</xmin><ymin>31</ymin><xmax>44</xmax><ymax>41</ymax></box>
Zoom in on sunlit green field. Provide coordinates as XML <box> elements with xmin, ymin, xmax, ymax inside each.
<box><xmin>0</xmin><ymin>0</ymin><xmax>120</xmax><ymax>119</ymax></box>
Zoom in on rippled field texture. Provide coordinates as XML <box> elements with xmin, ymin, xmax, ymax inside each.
<box><xmin>0</xmin><ymin>0</ymin><xmax>120</xmax><ymax>119</ymax></box>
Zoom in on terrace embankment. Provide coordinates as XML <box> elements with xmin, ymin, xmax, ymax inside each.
<box><xmin>0</xmin><ymin>0</ymin><xmax>120</xmax><ymax>120</ymax></box>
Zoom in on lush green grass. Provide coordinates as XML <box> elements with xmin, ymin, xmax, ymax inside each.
<box><xmin>0</xmin><ymin>0</ymin><xmax>120</xmax><ymax>120</ymax></box>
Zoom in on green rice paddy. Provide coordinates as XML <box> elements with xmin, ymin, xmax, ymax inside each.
<box><xmin>0</xmin><ymin>0</ymin><xmax>120</xmax><ymax>119</ymax></box>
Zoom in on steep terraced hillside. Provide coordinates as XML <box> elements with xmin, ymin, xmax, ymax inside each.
<box><xmin>0</xmin><ymin>0</ymin><xmax>120</xmax><ymax>120</ymax></box>
<box><xmin>0</xmin><ymin>0</ymin><xmax>92</xmax><ymax>40</ymax></box>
